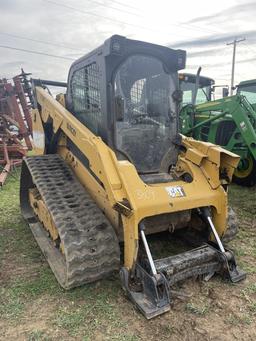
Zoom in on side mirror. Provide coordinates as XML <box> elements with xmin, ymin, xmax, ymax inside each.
<box><xmin>222</xmin><ymin>87</ymin><xmax>229</xmax><ymax>97</ymax></box>
<box><xmin>172</xmin><ymin>89</ymin><xmax>183</xmax><ymax>103</ymax></box>
<box><xmin>115</xmin><ymin>96</ymin><xmax>124</xmax><ymax>121</ymax></box>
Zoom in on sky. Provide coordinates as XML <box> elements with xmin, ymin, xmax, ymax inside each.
<box><xmin>0</xmin><ymin>0</ymin><xmax>256</xmax><ymax>89</ymax></box>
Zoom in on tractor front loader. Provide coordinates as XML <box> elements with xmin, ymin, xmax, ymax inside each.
<box><xmin>179</xmin><ymin>73</ymin><xmax>256</xmax><ymax>186</ymax></box>
<box><xmin>20</xmin><ymin>36</ymin><xmax>245</xmax><ymax>319</ymax></box>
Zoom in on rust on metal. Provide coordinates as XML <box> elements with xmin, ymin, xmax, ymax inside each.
<box><xmin>0</xmin><ymin>70</ymin><xmax>33</xmax><ymax>186</ymax></box>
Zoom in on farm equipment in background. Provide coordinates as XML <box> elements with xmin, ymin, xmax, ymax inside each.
<box><xmin>179</xmin><ymin>72</ymin><xmax>256</xmax><ymax>186</ymax></box>
<box><xmin>20</xmin><ymin>35</ymin><xmax>245</xmax><ymax>319</ymax></box>
<box><xmin>237</xmin><ymin>79</ymin><xmax>256</xmax><ymax>111</ymax></box>
<box><xmin>179</xmin><ymin>72</ymin><xmax>215</xmax><ymax>105</ymax></box>
<box><xmin>0</xmin><ymin>70</ymin><xmax>33</xmax><ymax>186</ymax></box>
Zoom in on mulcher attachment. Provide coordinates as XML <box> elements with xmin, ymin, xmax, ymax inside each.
<box><xmin>120</xmin><ymin>215</ymin><xmax>246</xmax><ymax>319</ymax></box>
<box><xmin>155</xmin><ymin>243</ymin><xmax>246</xmax><ymax>285</ymax></box>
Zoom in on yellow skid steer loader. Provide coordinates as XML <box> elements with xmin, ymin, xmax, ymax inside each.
<box><xmin>20</xmin><ymin>35</ymin><xmax>245</xmax><ymax>319</ymax></box>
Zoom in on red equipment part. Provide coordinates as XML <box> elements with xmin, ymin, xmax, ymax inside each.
<box><xmin>13</xmin><ymin>75</ymin><xmax>33</xmax><ymax>133</ymax></box>
<box><xmin>0</xmin><ymin>70</ymin><xmax>33</xmax><ymax>186</ymax></box>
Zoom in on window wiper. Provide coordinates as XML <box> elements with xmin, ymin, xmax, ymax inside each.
<box><xmin>201</xmin><ymin>87</ymin><xmax>210</xmax><ymax>102</ymax></box>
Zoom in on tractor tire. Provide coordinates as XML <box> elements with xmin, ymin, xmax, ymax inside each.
<box><xmin>233</xmin><ymin>154</ymin><xmax>256</xmax><ymax>187</ymax></box>
<box><xmin>222</xmin><ymin>207</ymin><xmax>239</xmax><ymax>244</ymax></box>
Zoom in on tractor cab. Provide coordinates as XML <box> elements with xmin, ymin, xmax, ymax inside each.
<box><xmin>66</xmin><ymin>35</ymin><xmax>186</xmax><ymax>175</ymax></box>
<box><xmin>237</xmin><ymin>79</ymin><xmax>256</xmax><ymax>109</ymax></box>
<box><xmin>179</xmin><ymin>73</ymin><xmax>214</xmax><ymax>105</ymax></box>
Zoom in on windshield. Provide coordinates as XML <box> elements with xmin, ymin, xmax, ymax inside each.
<box><xmin>113</xmin><ymin>55</ymin><xmax>177</xmax><ymax>173</ymax></box>
<box><xmin>237</xmin><ymin>84</ymin><xmax>256</xmax><ymax>105</ymax></box>
<box><xmin>181</xmin><ymin>81</ymin><xmax>211</xmax><ymax>105</ymax></box>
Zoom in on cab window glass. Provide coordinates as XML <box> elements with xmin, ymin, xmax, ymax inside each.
<box><xmin>71</xmin><ymin>63</ymin><xmax>102</xmax><ymax>134</ymax></box>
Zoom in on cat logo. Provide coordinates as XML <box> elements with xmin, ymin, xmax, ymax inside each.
<box><xmin>165</xmin><ymin>185</ymin><xmax>186</xmax><ymax>198</ymax></box>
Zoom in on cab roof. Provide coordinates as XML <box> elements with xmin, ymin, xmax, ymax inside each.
<box><xmin>238</xmin><ymin>79</ymin><xmax>256</xmax><ymax>87</ymax></box>
<box><xmin>70</xmin><ymin>35</ymin><xmax>186</xmax><ymax>72</ymax></box>
<box><xmin>179</xmin><ymin>72</ymin><xmax>215</xmax><ymax>86</ymax></box>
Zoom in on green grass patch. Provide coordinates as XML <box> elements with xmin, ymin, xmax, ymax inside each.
<box><xmin>248</xmin><ymin>302</ymin><xmax>256</xmax><ymax>315</ymax></box>
<box><xmin>225</xmin><ymin>313</ymin><xmax>253</xmax><ymax>325</ymax></box>
<box><xmin>0</xmin><ymin>171</ymin><xmax>21</xmax><ymax>228</ymax></box>
<box><xmin>0</xmin><ymin>267</ymin><xmax>60</xmax><ymax>321</ymax></box>
<box><xmin>0</xmin><ymin>290</ymin><xmax>24</xmax><ymax>319</ymax></box>
<box><xmin>55</xmin><ymin>282</ymin><xmax>124</xmax><ymax>337</ymax></box>
<box><xmin>10</xmin><ymin>267</ymin><xmax>59</xmax><ymax>298</ymax></box>
<box><xmin>229</xmin><ymin>185</ymin><xmax>256</xmax><ymax>221</ymax></box>
<box><xmin>27</xmin><ymin>330</ymin><xmax>51</xmax><ymax>341</ymax></box>
<box><xmin>109</xmin><ymin>335</ymin><xmax>141</xmax><ymax>341</ymax></box>
<box><xmin>0</xmin><ymin>173</ymin><xmax>49</xmax><ymax>272</ymax></box>
<box><xmin>238</xmin><ymin>261</ymin><xmax>256</xmax><ymax>274</ymax></box>
<box><xmin>242</xmin><ymin>283</ymin><xmax>256</xmax><ymax>295</ymax></box>
<box><xmin>185</xmin><ymin>302</ymin><xmax>209</xmax><ymax>316</ymax></box>
<box><xmin>56</xmin><ymin>307</ymin><xmax>85</xmax><ymax>333</ymax></box>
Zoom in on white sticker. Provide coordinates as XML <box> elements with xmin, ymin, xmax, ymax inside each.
<box><xmin>240</xmin><ymin>121</ymin><xmax>247</xmax><ymax>131</ymax></box>
<box><xmin>33</xmin><ymin>130</ymin><xmax>45</xmax><ymax>150</ymax></box>
<box><xmin>165</xmin><ymin>186</ymin><xmax>185</xmax><ymax>198</ymax></box>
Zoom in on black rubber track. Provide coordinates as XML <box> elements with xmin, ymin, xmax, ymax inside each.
<box><xmin>20</xmin><ymin>154</ymin><xmax>120</xmax><ymax>289</ymax></box>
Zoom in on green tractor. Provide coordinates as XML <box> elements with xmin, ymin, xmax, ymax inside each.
<box><xmin>179</xmin><ymin>72</ymin><xmax>256</xmax><ymax>186</ymax></box>
<box><xmin>237</xmin><ymin>79</ymin><xmax>256</xmax><ymax>111</ymax></box>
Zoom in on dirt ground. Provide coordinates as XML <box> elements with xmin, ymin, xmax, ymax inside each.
<box><xmin>0</xmin><ymin>173</ymin><xmax>255</xmax><ymax>341</ymax></box>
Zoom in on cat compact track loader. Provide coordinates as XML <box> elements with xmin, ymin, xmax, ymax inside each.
<box><xmin>20</xmin><ymin>35</ymin><xmax>245</xmax><ymax>319</ymax></box>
